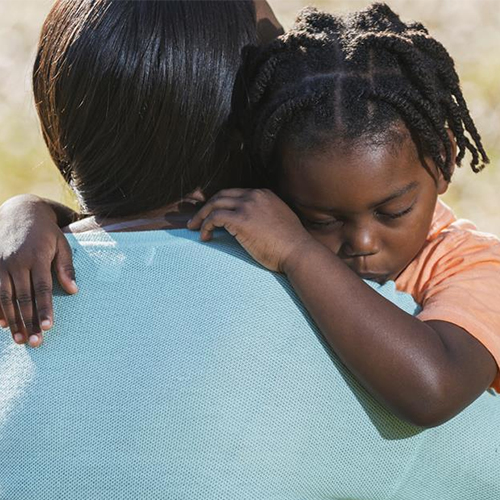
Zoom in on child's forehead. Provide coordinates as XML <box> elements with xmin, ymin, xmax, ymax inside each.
<box><xmin>279</xmin><ymin>133</ymin><xmax>432</xmax><ymax>209</ymax></box>
<box><xmin>283</xmin><ymin>129</ymin><xmax>419</xmax><ymax>178</ymax></box>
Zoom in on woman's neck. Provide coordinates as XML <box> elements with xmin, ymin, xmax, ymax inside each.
<box><xmin>63</xmin><ymin>195</ymin><xmax>204</xmax><ymax>234</ymax></box>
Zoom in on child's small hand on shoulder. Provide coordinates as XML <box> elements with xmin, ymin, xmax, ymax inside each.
<box><xmin>187</xmin><ymin>188</ymin><xmax>318</xmax><ymax>273</ymax></box>
<box><xmin>0</xmin><ymin>195</ymin><xmax>78</xmax><ymax>347</ymax></box>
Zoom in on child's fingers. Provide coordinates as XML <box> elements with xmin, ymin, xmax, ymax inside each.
<box><xmin>28</xmin><ymin>277</ymin><xmax>42</xmax><ymax>347</ymax></box>
<box><xmin>188</xmin><ymin>197</ymin><xmax>240</xmax><ymax>230</ymax></box>
<box><xmin>209</xmin><ymin>188</ymin><xmax>248</xmax><ymax>199</ymax></box>
<box><xmin>13</xmin><ymin>300</ymin><xmax>28</xmax><ymax>345</ymax></box>
<box><xmin>54</xmin><ymin>238</ymin><xmax>78</xmax><ymax>295</ymax></box>
<box><xmin>28</xmin><ymin>334</ymin><xmax>43</xmax><ymax>347</ymax></box>
<box><xmin>199</xmin><ymin>210</ymin><xmax>238</xmax><ymax>241</ymax></box>
<box><xmin>0</xmin><ymin>272</ymin><xmax>26</xmax><ymax>344</ymax></box>
<box><xmin>10</xmin><ymin>270</ymin><xmax>40</xmax><ymax>343</ymax></box>
<box><xmin>0</xmin><ymin>304</ymin><xmax>6</xmax><ymax>329</ymax></box>
<box><xmin>31</xmin><ymin>264</ymin><xmax>54</xmax><ymax>331</ymax></box>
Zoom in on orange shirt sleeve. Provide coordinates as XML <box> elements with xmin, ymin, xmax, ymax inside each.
<box><xmin>397</xmin><ymin>222</ymin><xmax>500</xmax><ymax>392</ymax></box>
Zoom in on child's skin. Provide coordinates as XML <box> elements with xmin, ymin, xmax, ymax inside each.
<box><xmin>0</xmin><ymin>196</ymin><xmax>78</xmax><ymax>343</ymax></box>
<box><xmin>187</xmin><ymin>122</ymin><xmax>497</xmax><ymax>427</ymax></box>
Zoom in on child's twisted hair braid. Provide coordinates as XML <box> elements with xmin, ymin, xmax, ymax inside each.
<box><xmin>241</xmin><ymin>3</ymin><xmax>488</xmax><ymax>182</ymax></box>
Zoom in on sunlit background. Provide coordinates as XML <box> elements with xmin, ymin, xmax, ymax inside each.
<box><xmin>1</xmin><ymin>0</ymin><xmax>499</xmax><ymax>233</ymax></box>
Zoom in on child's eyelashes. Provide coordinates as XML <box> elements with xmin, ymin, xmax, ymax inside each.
<box><xmin>376</xmin><ymin>205</ymin><xmax>415</xmax><ymax>220</ymax></box>
<box><xmin>302</xmin><ymin>204</ymin><xmax>415</xmax><ymax>229</ymax></box>
<box><xmin>303</xmin><ymin>218</ymin><xmax>342</xmax><ymax>229</ymax></box>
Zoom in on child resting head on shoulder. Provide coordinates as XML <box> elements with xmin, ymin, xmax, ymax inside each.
<box><xmin>188</xmin><ymin>3</ymin><xmax>500</xmax><ymax>426</ymax></box>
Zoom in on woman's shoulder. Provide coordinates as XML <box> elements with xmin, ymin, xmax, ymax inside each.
<box><xmin>60</xmin><ymin>229</ymin><xmax>291</xmax><ymax>301</ymax></box>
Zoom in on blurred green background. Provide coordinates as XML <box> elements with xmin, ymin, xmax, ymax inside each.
<box><xmin>1</xmin><ymin>0</ymin><xmax>499</xmax><ymax>233</ymax></box>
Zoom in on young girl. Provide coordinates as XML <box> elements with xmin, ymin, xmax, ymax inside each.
<box><xmin>187</xmin><ymin>3</ymin><xmax>500</xmax><ymax>426</ymax></box>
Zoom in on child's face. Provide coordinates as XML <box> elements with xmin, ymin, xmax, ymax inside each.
<box><xmin>278</xmin><ymin>127</ymin><xmax>450</xmax><ymax>283</ymax></box>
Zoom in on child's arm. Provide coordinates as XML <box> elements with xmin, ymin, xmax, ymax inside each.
<box><xmin>188</xmin><ymin>188</ymin><xmax>497</xmax><ymax>427</ymax></box>
<box><xmin>0</xmin><ymin>195</ymin><xmax>79</xmax><ymax>346</ymax></box>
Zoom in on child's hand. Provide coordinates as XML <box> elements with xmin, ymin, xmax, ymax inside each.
<box><xmin>0</xmin><ymin>195</ymin><xmax>78</xmax><ymax>347</ymax></box>
<box><xmin>187</xmin><ymin>188</ymin><xmax>315</xmax><ymax>273</ymax></box>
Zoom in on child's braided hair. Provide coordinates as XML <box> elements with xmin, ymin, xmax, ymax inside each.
<box><xmin>241</xmin><ymin>3</ymin><xmax>488</xmax><ymax>182</ymax></box>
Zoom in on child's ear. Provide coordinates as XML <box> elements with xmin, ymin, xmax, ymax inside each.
<box><xmin>437</xmin><ymin>128</ymin><xmax>457</xmax><ymax>195</ymax></box>
<box><xmin>445</xmin><ymin>128</ymin><xmax>457</xmax><ymax>171</ymax></box>
<box><xmin>436</xmin><ymin>168</ymin><xmax>450</xmax><ymax>195</ymax></box>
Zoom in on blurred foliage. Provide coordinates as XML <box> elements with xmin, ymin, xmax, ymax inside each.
<box><xmin>1</xmin><ymin>0</ymin><xmax>499</xmax><ymax>232</ymax></box>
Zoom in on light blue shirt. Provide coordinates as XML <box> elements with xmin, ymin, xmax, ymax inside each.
<box><xmin>0</xmin><ymin>229</ymin><xmax>498</xmax><ymax>499</ymax></box>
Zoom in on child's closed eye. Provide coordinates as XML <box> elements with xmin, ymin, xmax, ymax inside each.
<box><xmin>303</xmin><ymin>218</ymin><xmax>343</xmax><ymax>229</ymax></box>
<box><xmin>375</xmin><ymin>204</ymin><xmax>415</xmax><ymax>220</ymax></box>
<box><xmin>303</xmin><ymin>205</ymin><xmax>415</xmax><ymax>227</ymax></box>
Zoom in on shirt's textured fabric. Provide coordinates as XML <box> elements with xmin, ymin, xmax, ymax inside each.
<box><xmin>396</xmin><ymin>199</ymin><xmax>500</xmax><ymax>391</ymax></box>
<box><xmin>0</xmin><ymin>229</ymin><xmax>498</xmax><ymax>499</ymax></box>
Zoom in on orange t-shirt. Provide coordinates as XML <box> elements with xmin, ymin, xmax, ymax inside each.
<box><xmin>395</xmin><ymin>199</ymin><xmax>500</xmax><ymax>392</ymax></box>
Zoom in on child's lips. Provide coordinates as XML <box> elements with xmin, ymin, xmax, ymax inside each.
<box><xmin>344</xmin><ymin>261</ymin><xmax>392</xmax><ymax>283</ymax></box>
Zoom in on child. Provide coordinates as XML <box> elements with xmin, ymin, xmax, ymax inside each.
<box><xmin>187</xmin><ymin>4</ymin><xmax>500</xmax><ymax>426</ymax></box>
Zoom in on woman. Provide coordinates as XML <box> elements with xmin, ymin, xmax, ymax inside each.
<box><xmin>0</xmin><ymin>1</ymin><xmax>498</xmax><ymax>498</ymax></box>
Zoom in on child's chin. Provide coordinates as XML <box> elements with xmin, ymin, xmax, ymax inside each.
<box><xmin>358</xmin><ymin>273</ymin><xmax>390</xmax><ymax>285</ymax></box>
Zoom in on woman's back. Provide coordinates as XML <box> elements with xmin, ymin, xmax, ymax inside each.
<box><xmin>0</xmin><ymin>229</ymin><xmax>498</xmax><ymax>499</ymax></box>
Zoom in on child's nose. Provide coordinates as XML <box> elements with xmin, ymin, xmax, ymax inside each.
<box><xmin>340</xmin><ymin>226</ymin><xmax>380</xmax><ymax>258</ymax></box>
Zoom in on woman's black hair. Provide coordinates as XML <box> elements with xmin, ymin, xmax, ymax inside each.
<box><xmin>33</xmin><ymin>0</ymin><xmax>256</xmax><ymax>217</ymax></box>
<box><xmin>242</xmin><ymin>3</ymin><xmax>488</xmax><ymax>183</ymax></box>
